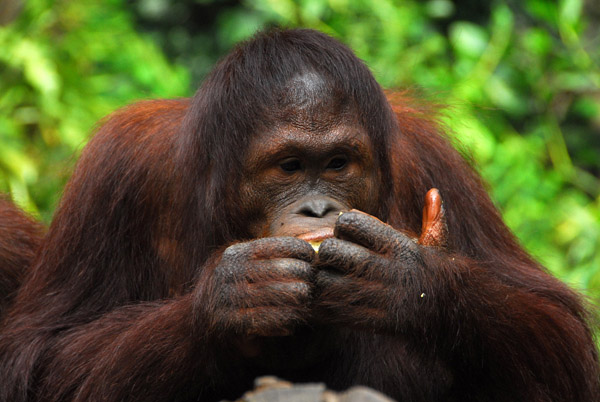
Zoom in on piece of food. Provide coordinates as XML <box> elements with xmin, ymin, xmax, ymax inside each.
<box><xmin>297</xmin><ymin>228</ymin><xmax>334</xmax><ymax>253</ymax></box>
<box><xmin>308</xmin><ymin>240</ymin><xmax>323</xmax><ymax>252</ymax></box>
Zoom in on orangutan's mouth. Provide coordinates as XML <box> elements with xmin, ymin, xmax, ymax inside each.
<box><xmin>297</xmin><ymin>228</ymin><xmax>334</xmax><ymax>252</ymax></box>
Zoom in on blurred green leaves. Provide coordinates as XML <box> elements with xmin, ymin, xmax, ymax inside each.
<box><xmin>0</xmin><ymin>0</ymin><xmax>189</xmax><ymax>220</ymax></box>
<box><xmin>0</xmin><ymin>0</ymin><xmax>598</xmax><ymax>294</ymax></box>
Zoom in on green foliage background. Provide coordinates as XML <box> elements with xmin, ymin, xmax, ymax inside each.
<box><xmin>1</xmin><ymin>0</ymin><xmax>598</xmax><ymax>295</ymax></box>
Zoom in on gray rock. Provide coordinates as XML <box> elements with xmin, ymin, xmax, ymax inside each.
<box><xmin>224</xmin><ymin>377</ymin><xmax>396</xmax><ymax>402</ymax></box>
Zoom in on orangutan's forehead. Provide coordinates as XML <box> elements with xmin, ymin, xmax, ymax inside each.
<box><xmin>273</xmin><ymin>71</ymin><xmax>355</xmax><ymax>132</ymax></box>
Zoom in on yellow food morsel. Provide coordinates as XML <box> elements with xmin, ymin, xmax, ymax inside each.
<box><xmin>308</xmin><ymin>240</ymin><xmax>322</xmax><ymax>253</ymax></box>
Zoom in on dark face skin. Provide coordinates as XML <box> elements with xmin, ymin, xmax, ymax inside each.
<box><xmin>240</xmin><ymin>72</ymin><xmax>381</xmax><ymax>240</ymax></box>
<box><xmin>241</xmin><ymin>121</ymin><xmax>381</xmax><ymax>239</ymax></box>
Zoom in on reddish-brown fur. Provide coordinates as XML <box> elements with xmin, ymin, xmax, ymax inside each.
<box><xmin>0</xmin><ymin>29</ymin><xmax>597</xmax><ymax>402</ymax></box>
<box><xmin>0</xmin><ymin>198</ymin><xmax>44</xmax><ymax>319</ymax></box>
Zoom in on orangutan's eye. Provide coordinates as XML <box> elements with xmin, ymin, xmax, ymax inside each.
<box><xmin>326</xmin><ymin>156</ymin><xmax>348</xmax><ymax>171</ymax></box>
<box><xmin>280</xmin><ymin>158</ymin><xmax>302</xmax><ymax>173</ymax></box>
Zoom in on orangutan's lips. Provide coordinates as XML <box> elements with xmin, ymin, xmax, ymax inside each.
<box><xmin>297</xmin><ymin>228</ymin><xmax>334</xmax><ymax>253</ymax></box>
